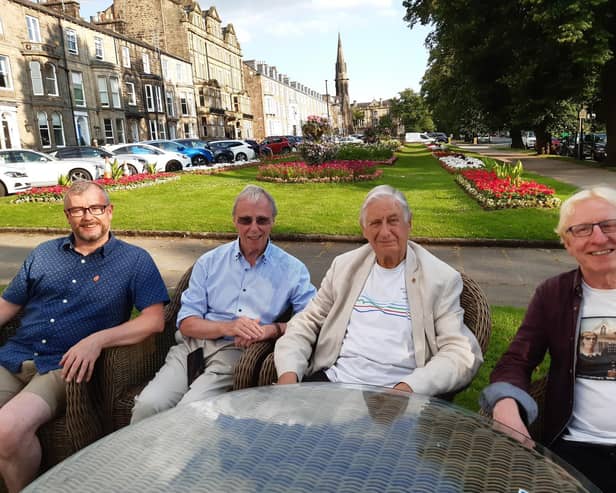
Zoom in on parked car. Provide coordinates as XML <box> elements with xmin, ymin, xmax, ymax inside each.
<box><xmin>244</xmin><ymin>139</ymin><xmax>273</xmax><ymax>158</ymax></box>
<box><xmin>208</xmin><ymin>140</ymin><xmax>256</xmax><ymax>162</ymax></box>
<box><xmin>521</xmin><ymin>131</ymin><xmax>536</xmax><ymax>149</ymax></box>
<box><xmin>284</xmin><ymin>136</ymin><xmax>302</xmax><ymax>149</ymax></box>
<box><xmin>142</xmin><ymin>139</ymin><xmax>213</xmax><ymax>167</ymax></box>
<box><xmin>428</xmin><ymin>132</ymin><xmax>448</xmax><ymax>143</ymax></box>
<box><xmin>337</xmin><ymin>136</ymin><xmax>363</xmax><ymax>144</ymax></box>
<box><xmin>105</xmin><ymin>143</ymin><xmax>190</xmax><ymax>172</ymax></box>
<box><xmin>261</xmin><ymin>136</ymin><xmax>293</xmax><ymax>154</ymax></box>
<box><xmin>404</xmin><ymin>132</ymin><xmax>435</xmax><ymax>144</ymax></box>
<box><xmin>172</xmin><ymin>138</ymin><xmax>234</xmax><ymax>164</ymax></box>
<box><xmin>0</xmin><ymin>149</ymin><xmax>103</xmax><ymax>187</ymax></box>
<box><xmin>0</xmin><ymin>164</ymin><xmax>31</xmax><ymax>196</ymax></box>
<box><xmin>49</xmin><ymin>146</ymin><xmax>147</xmax><ymax>175</ymax></box>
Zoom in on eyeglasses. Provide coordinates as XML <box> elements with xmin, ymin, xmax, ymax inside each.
<box><xmin>236</xmin><ymin>216</ymin><xmax>272</xmax><ymax>226</ymax></box>
<box><xmin>65</xmin><ymin>204</ymin><xmax>109</xmax><ymax>217</ymax></box>
<box><xmin>566</xmin><ymin>219</ymin><xmax>616</xmax><ymax>238</ymax></box>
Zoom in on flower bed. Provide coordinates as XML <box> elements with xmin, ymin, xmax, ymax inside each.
<box><xmin>456</xmin><ymin>169</ymin><xmax>560</xmax><ymax>210</ymax></box>
<box><xmin>432</xmin><ymin>151</ymin><xmax>484</xmax><ymax>173</ymax></box>
<box><xmin>256</xmin><ymin>160</ymin><xmax>382</xmax><ymax>183</ymax></box>
<box><xmin>13</xmin><ymin>173</ymin><xmax>178</xmax><ymax>204</ymax></box>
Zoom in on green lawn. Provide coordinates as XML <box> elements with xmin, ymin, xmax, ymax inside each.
<box><xmin>455</xmin><ymin>305</ymin><xmax>549</xmax><ymax>411</ymax></box>
<box><xmin>0</xmin><ymin>145</ymin><xmax>577</xmax><ymax>240</ymax></box>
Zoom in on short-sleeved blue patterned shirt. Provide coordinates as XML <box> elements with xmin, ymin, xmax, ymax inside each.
<box><xmin>0</xmin><ymin>233</ymin><xmax>169</xmax><ymax>374</ymax></box>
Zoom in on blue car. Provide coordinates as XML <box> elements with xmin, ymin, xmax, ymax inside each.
<box><xmin>142</xmin><ymin>140</ymin><xmax>214</xmax><ymax>167</ymax></box>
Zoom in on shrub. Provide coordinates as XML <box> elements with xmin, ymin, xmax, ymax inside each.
<box><xmin>299</xmin><ymin>142</ymin><xmax>339</xmax><ymax>165</ymax></box>
<box><xmin>301</xmin><ymin>115</ymin><xmax>331</xmax><ymax>142</ymax></box>
<box><xmin>334</xmin><ymin>143</ymin><xmax>394</xmax><ymax>161</ymax></box>
<box><xmin>256</xmin><ymin>160</ymin><xmax>382</xmax><ymax>183</ymax></box>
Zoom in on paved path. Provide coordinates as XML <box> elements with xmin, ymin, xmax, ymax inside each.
<box><xmin>0</xmin><ymin>232</ymin><xmax>576</xmax><ymax>308</ymax></box>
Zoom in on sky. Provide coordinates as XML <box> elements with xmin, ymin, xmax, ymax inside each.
<box><xmin>79</xmin><ymin>0</ymin><xmax>432</xmax><ymax>103</ymax></box>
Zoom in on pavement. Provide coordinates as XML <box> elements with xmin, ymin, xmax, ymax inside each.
<box><xmin>2</xmin><ymin>145</ymin><xmax>612</xmax><ymax>309</ymax></box>
<box><xmin>0</xmin><ymin>232</ymin><xmax>576</xmax><ymax>308</ymax></box>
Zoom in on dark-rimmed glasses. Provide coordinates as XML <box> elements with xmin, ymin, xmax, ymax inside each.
<box><xmin>236</xmin><ymin>216</ymin><xmax>272</xmax><ymax>226</ymax></box>
<box><xmin>566</xmin><ymin>219</ymin><xmax>616</xmax><ymax>238</ymax></box>
<box><xmin>65</xmin><ymin>205</ymin><xmax>109</xmax><ymax>217</ymax></box>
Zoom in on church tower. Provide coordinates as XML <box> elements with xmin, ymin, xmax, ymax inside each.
<box><xmin>335</xmin><ymin>33</ymin><xmax>353</xmax><ymax>134</ymax></box>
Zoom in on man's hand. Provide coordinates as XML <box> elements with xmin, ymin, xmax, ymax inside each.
<box><xmin>229</xmin><ymin>317</ymin><xmax>265</xmax><ymax>340</ymax></box>
<box><xmin>60</xmin><ymin>333</ymin><xmax>103</xmax><ymax>383</ymax></box>
<box><xmin>277</xmin><ymin>372</ymin><xmax>299</xmax><ymax>385</ymax></box>
<box><xmin>393</xmin><ymin>382</ymin><xmax>413</xmax><ymax>393</ymax></box>
<box><xmin>492</xmin><ymin>397</ymin><xmax>535</xmax><ymax>448</ymax></box>
<box><xmin>234</xmin><ymin>323</ymin><xmax>280</xmax><ymax>348</ymax></box>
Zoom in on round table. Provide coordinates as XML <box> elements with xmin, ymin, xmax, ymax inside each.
<box><xmin>25</xmin><ymin>383</ymin><xmax>599</xmax><ymax>492</ymax></box>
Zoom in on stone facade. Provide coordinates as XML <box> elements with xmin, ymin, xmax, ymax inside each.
<box><xmin>94</xmin><ymin>2</ymin><xmax>252</xmax><ymax>139</ymax></box>
<box><xmin>0</xmin><ymin>0</ymin><xmax>193</xmax><ymax>150</ymax></box>
<box><xmin>243</xmin><ymin>60</ymin><xmax>328</xmax><ymax>140</ymax></box>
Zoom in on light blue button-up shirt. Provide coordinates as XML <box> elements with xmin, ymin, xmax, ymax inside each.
<box><xmin>177</xmin><ymin>239</ymin><xmax>316</xmax><ymax>339</ymax></box>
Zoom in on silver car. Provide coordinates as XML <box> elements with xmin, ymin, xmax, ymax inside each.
<box><xmin>208</xmin><ymin>140</ymin><xmax>256</xmax><ymax>162</ymax></box>
<box><xmin>0</xmin><ymin>149</ymin><xmax>102</xmax><ymax>187</ymax></box>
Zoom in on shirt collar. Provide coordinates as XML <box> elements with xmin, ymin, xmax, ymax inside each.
<box><xmin>233</xmin><ymin>237</ymin><xmax>272</xmax><ymax>264</ymax></box>
<box><xmin>61</xmin><ymin>232</ymin><xmax>116</xmax><ymax>257</ymax></box>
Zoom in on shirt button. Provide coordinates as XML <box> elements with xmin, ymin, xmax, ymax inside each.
<box><xmin>239</xmin><ymin>309</ymin><xmax>242</xmax><ymax>312</ymax></box>
<box><xmin>63</xmin><ymin>299</ymin><xmax>68</xmax><ymax>304</ymax></box>
<box><xmin>72</xmin><ymin>279</ymin><xmax>77</xmax><ymax>284</ymax></box>
<box><xmin>81</xmin><ymin>259</ymin><xmax>86</xmax><ymax>264</ymax></box>
<box><xmin>243</xmin><ymin>289</ymin><xmax>246</xmax><ymax>292</ymax></box>
<box><xmin>42</xmin><ymin>339</ymin><xmax>47</xmax><ymax>344</ymax></box>
<box><xmin>50</xmin><ymin>319</ymin><xmax>55</xmax><ymax>323</ymax></box>
<box><xmin>34</xmin><ymin>352</ymin><xmax>39</xmax><ymax>356</ymax></box>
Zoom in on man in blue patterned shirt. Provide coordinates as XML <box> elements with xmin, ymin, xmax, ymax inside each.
<box><xmin>0</xmin><ymin>181</ymin><xmax>169</xmax><ymax>492</ymax></box>
<box><xmin>131</xmin><ymin>184</ymin><xmax>316</xmax><ymax>423</ymax></box>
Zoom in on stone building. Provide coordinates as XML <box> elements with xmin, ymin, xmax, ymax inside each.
<box><xmin>0</xmin><ymin>0</ymin><xmax>193</xmax><ymax>150</ymax></box>
<box><xmin>94</xmin><ymin>2</ymin><xmax>252</xmax><ymax>139</ymax></box>
<box><xmin>243</xmin><ymin>60</ymin><xmax>328</xmax><ymax>140</ymax></box>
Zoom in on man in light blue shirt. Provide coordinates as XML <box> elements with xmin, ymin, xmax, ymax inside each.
<box><xmin>132</xmin><ymin>185</ymin><xmax>316</xmax><ymax>422</ymax></box>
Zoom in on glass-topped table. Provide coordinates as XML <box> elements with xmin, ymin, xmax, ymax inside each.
<box><xmin>25</xmin><ymin>383</ymin><xmax>599</xmax><ymax>492</ymax></box>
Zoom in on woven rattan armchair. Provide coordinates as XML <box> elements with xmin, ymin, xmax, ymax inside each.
<box><xmin>0</xmin><ymin>314</ymin><xmax>104</xmax><ymax>491</ymax></box>
<box><xmin>257</xmin><ymin>272</ymin><xmax>493</xmax><ymax>394</ymax></box>
<box><xmin>104</xmin><ymin>265</ymin><xmax>286</xmax><ymax>432</ymax></box>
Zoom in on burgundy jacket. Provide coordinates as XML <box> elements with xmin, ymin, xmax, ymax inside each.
<box><xmin>486</xmin><ymin>268</ymin><xmax>582</xmax><ymax>445</ymax></box>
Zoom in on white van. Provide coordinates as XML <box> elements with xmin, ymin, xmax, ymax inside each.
<box><xmin>405</xmin><ymin>132</ymin><xmax>435</xmax><ymax>143</ymax></box>
<box><xmin>522</xmin><ymin>131</ymin><xmax>536</xmax><ymax>149</ymax></box>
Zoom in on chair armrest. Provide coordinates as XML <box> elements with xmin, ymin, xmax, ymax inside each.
<box><xmin>64</xmin><ymin>378</ymin><xmax>104</xmax><ymax>451</ymax></box>
<box><xmin>258</xmin><ymin>353</ymin><xmax>277</xmax><ymax>387</ymax></box>
<box><xmin>233</xmin><ymin>341</ymin><xmax>275</xmax><ymax>390</ymax></box>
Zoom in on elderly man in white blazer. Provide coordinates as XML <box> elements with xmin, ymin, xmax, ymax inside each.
<box><xmin>275</xmin><ymin>185</ymin><xmax>482</xmax><ymax>395</ymax></box>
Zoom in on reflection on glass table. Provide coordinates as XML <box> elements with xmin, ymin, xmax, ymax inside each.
<box><xmin>24</xmin><ymin>383</ymin><xmax>599</xmax><ymax>492</ymax></box>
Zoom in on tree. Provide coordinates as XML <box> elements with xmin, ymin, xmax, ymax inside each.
<box><xmin>403</xmin><ymin>0</ymin><xmax>615</xmax><ymax>162</ymax></box>
<box><xmin>389</xmin><ymin>89</ymin><xmax>434</xmax><ymax>132</ymax></box>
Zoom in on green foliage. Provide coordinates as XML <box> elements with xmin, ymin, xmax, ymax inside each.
<box><xmin>57</xmin><ymin>174</ymin><xmax>72</xmax><ymax>187</ymax></box>
<box><xmin>299</xmin><ymin>142</ymin><xmax>339</xmax><ymax>165</ymax></box>
<box><xmin>1</xmin><ymin>145</ymin><xmax>577</xmax><ymax>240</ymax></box>
<box><xmin>389</xmin><ymin>88</ymin><xmax>434</xmax><ymax>132</ymax></box>
<box><xmin>110</xmin><ymin>159</ymin><xmax>125</xmax><ymax>180</ymax></box>
<box><xmin>145</xmin><ymin>163</ymin><xmax>157</xmax><ymax>174</ymax></box>
<box><xmin>334</xmin><ymin>143</ymin><xmax>394</xmax><ymax>161</ymax></box>
<box><xmin>301</xmin><ymin>115</ymin><xmax>331</xmax><ymax>143</ymax></box>
<box><xmin>363</xmin><ymin>126</ymin><xmax>378</xmax><ymax>144</ymax></box>
<box><xmin>454</xmin><ymin>306</ymin><xmax>542</xmax><ymax>411</ymax></box>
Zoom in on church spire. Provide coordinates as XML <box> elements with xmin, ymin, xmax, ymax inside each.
<box><xmin>335</xmin><ymin>33</ymin><xmax>353</xmax><ymax>134</ymax></box>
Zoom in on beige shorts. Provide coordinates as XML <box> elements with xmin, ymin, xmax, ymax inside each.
<box><xmin>0</xmin><ymin>360</ymin><xmax>66</xmax><ymax>417</ymax></box>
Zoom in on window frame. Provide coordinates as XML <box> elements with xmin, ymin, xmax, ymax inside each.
<box><xmin>110</xmin><ymin>77</ymin><xmax>121</xmax><ymax>108</ymax></box>
<box><xmin>142</xmin><ymin>53</ymin><xmax>150</xmax><ymax>74</ymax></box>
<box><xmin>66</xmin><ymin>29</ymin><xmax>78</xmax><ymax>55</ymax></box>
<box><xmin>71</xmin><ymin>71</ymin><xmax>86</xmax><ymax>107</ymax></box>
<box><xmin>44</xmin><ymin>63</ymin><xmax>59</xmax><ymax>96</ymax></box>
<box><xmin>121</xmin><ymin>46</ymin><xmax>131</xmax><ymax>68</ymax></box>
<box><xmin>94</xmin><ymin>37</ymin><xmax>104</xmax><ymax>60</ymax></box>
<box><xmin>26</xmin><ymin>16</ymin><xmax>41</xmax><ymax>43</ymax></box>
<box><xmin>97</xmin><ymin>75</ymin><xmax>109</xmax><ymax>107</ymax></box>
<box><xmin>29</xmin><ymin>61</ymin><xmax>44</xmax><ymax>95</ymax></box>
<box><xmin>126</xmin><ymin>81</ymin><xmax>136</xmax><ymax>106</ymax></box>
<box><xmin>37</xmin><ymin>111</ymin><xmax>50</xmax><ymax>148</ymax></box>
<box><xmin>144</xmin><ymin>84</ymin><xmax>154</xmax><ymax>111</ymax></box>
<box><xmin>51</xmin><ymin>112</ymin><xmax>65</xmax><ymax>147</ymax></box>
<box><xmin>0</xmin><ymin>55</ymin><xmax>13</xmax><ymax>90</ymax></box>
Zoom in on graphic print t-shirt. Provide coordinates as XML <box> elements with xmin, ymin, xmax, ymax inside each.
<box><xmin>564</xmin><ymin>282</ymin><xmax>616</xmax><ymax>444</ymax></box>
<box><xmin>325</xmin><ymin>261</ymin><xmax>414</xmax><ymax>387</ymax></box>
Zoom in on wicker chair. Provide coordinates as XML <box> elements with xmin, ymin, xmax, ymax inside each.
<box><xmin>0</xmin><ymin>315</ymin><xmax>104</xmax><ymax>491</ymax></box>
<box><xmin>103</xmin><ymin>265</ymin><xmax>287</xmax><ymax>432</ymax></box>
<box><xmin>257</xmin><ymin>272</ymin><xmax>493</xmax><ymax>393</ymax></box>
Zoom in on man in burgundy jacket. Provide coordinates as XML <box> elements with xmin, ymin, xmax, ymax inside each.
<box><xmin>480</xmin><ymin>186</ymin><xmax>616</xmax><ymax>492</ymax></box>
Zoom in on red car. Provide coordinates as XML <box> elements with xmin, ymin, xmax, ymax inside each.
<box><xmin>261</xmin><ymin>136</ymin><xmax>293</xmax><ymax>155</ymax></box>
